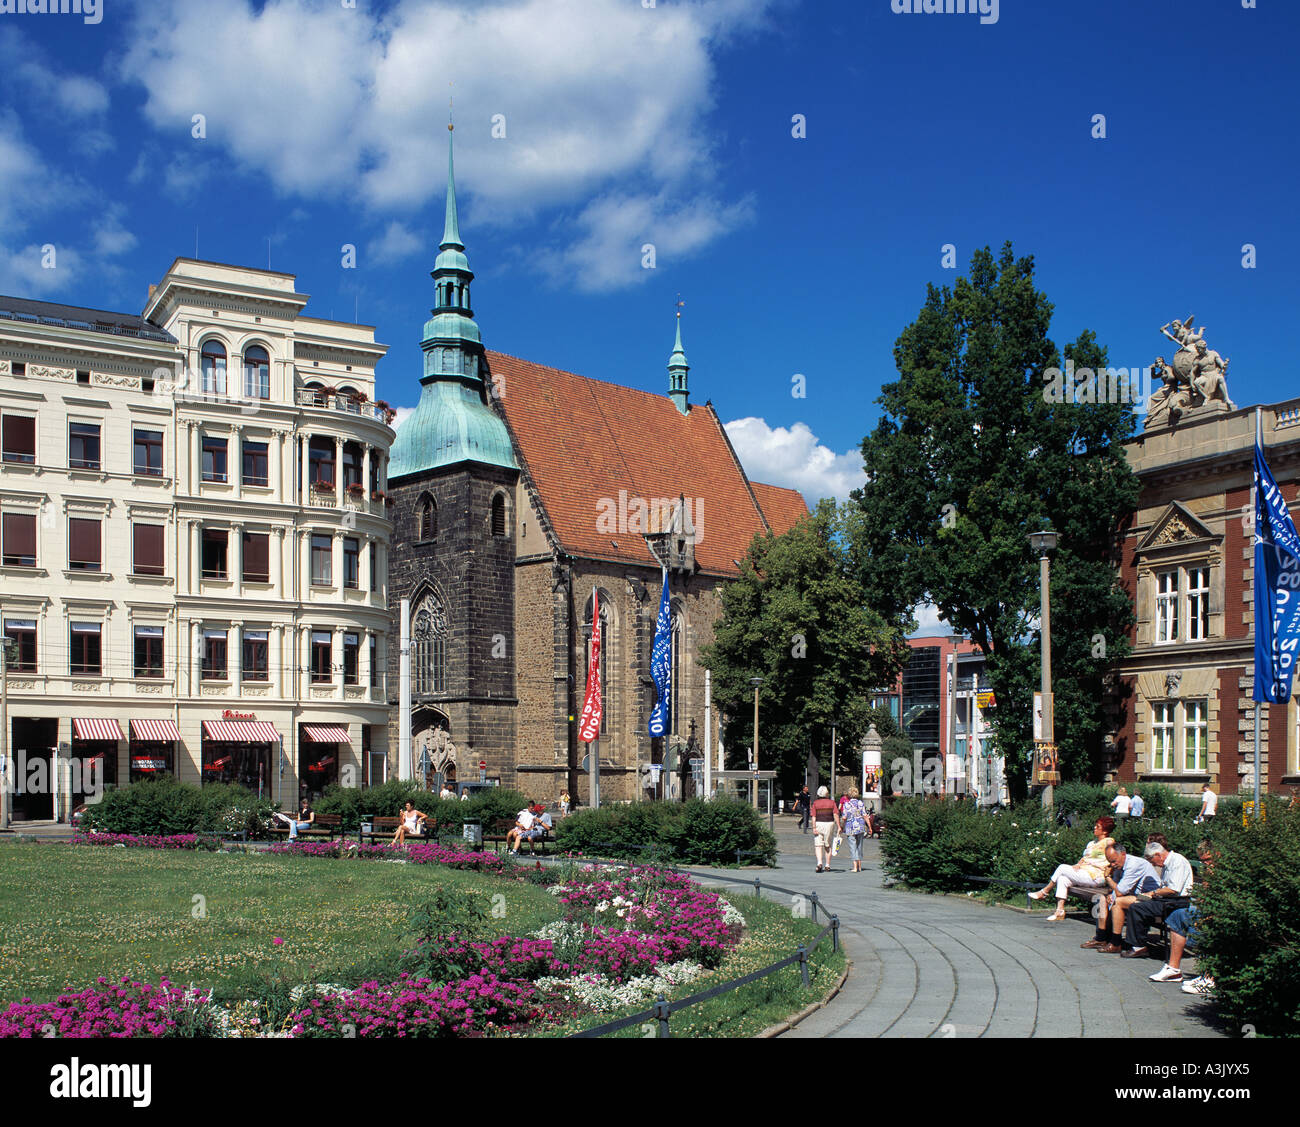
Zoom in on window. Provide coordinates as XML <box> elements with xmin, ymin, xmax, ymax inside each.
<box><xmin>1184</xmin><ymin>700</ymin><xmax>1208</xmax><ymax>772</ymax></box>
<box><xmin>342</xmin><ymin>442</ymin><xmax>362</xmax><ymax>489</ymax></box>
<box><xmin>369</xmin><ymin>542</ymin><xmax>378</xmax><ymax>593</ymax></box>
<box><xmin>311</xmin><ymin>631</ymin><xmax>332</xmax><ymax>683</ymax></box>
<box><xmin>132</xmin><ymin>523</ymin><xmax>165</xmax><ymax>577</ymax></box>
<box><xmin>1</xmin><ymin>512</ymin><xmax>36</xmax><ymax>567</ymax></box>
<box><xmin>1186</xmin><ymin>567</ymin><xmax>1210</xmax><ymax>641</ymax></box>
<box><xmin>200</xmin><ymin>340</ymin><xmax>227</xmax><ymax>394</ymax></box>
<box><xmin>1155</xmin><ymin>571</ymin><xmax>1178</xmax><ymax>643</ymax></box>
<box><xmin>343</xmin><ymin>537</ymin><xmax>359</xmax><ymax>589</ymax></box>
<box><xmin>1150</xmin><ymin>701</ymin><xmax>1175</xmax><ymax>771</ymax></box>
<box><xmin>343</xmin><ymin>632</ymin><xmax>359</xmax><ymax>684</ymax></box>
<box><xmin>420</xmin><ymin>496</ymin><xmax>437</xmax><ymax>540</ymax></box>
<box><xmin>202</xmin><ymin>528</ymin><xmax>228</xmax><ymax>579</ymax></box>
<box><xmin>68</xmin><ymin>518</ymin><xmax>101</xmax><ymax>571</ymax></box>
<box><xmin>70</xmin><ymin>621</ymin><xmax>101</xmax><ymax>676</ymax></box>
<box><xmin>68</xmin><ymin>422</ymin><xmax>101</xmax><ymax>470</ymax></box>
<box><xmin>242</xmin><ymin>630</ymin><xmax>268</xmax><ymax>681</ymax></box>
<box><xmin>202</xmin><ymin>630</ymin><xmax>228</xmax><ymax>679</ymax></box>
<box><xmin>3</xmin><ymin>618</ymin><xmax>36</xmax><ymax>672</ymax></box>
<box><xmin>202</xmin><ymin>436</ymin><xmax>228</xmax><ymax>482</ymax></box>
<box><xmin>2</xmin><ymin>414</ymin><xmax>35</xmax><ymax>464</ymax></box>
<box><xmin>134</xmin><ymin>429</ymin><xmax>163</xmax><ymax>476</ymax></box>
<box><xmin>412</xmin><ymin>598</ymin><xmax>446</xmax><ymax>694</ymax></box>
<box><xmin>369</xmin><ymin>634</ymin><xmax>377</xmax><ymax>688</ymax></box>
<box><xmin>243</xmin><ymin>346</ymin><xmax>270</xmax><ymax>399</ymax></box>
<box><xmin>311</xmin><ymin>534</ymin><xmax>332</xmax><ymax>585</ymax></box>
<box><xmin>308</xmin><ymin>437</ymin><xmax>334</xmax><ymax>486</ymax></box>
<box><xmin>242</xmin><ymin>531</ymin><xmax>270</xmax><ymax>583</ymax></box>
<box><xmin>492</xmin><ymin>494</ymin><xmax>506</xmax><ymax>537</ymax></box>
<box><xmin>242</xmin><ymin>440</ymin><xmax>268</xmax><ymax>487</ymax></box>
<box><xmin>133</xmin><ymin>626</ymin><xmax>164</xmax><ymax>678</ymax></box>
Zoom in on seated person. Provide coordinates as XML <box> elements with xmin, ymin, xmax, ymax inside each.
<box><xmin>506</xmin><ymin>803</ymin><xmax>536</xmax><ymax>854</ymax></box>
<box><xmin>1030</xmin><ymin>816</ymin><xmax>1115</xmax><ymax>921</ymax></box>
<box><xmin>272</xmin><ymin>798</ymin><xmax>315</xmax><ymax>840</ymax></box>
<box><xmin>392</xmin><ymin>801</ymin><xmax>429</xmax><ymax>844</ymax></box>
<box><xmin>1085</xmin><ymin>844</ymin><xmax>1161</xmax><ymax>952</ymax></box>
<box><xmin>1119</xmin><ymin>842</ymin><xmax>1195</xmax><ymax>959</ymax></box>
<box><xmin>524</xmin><ymin>804</ymin><xmax>554</xmax><ymax>851</ymax></box>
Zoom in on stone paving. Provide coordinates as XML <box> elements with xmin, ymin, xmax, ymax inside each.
<box><xmin>684</xmin><ymin>817</ymin><xmax>1227</xmax><ymax>1039</ymax></box>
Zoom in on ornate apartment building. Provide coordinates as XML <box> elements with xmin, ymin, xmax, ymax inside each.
<box><xmin>0</xmin><ymin>261</ymin><xmax>394</xmax><ymax>821</ymax></box>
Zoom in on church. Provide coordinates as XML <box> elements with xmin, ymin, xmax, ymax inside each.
<box><xmin>384</xmin><ymin>130</ymin><xmax>807</xmax><ymax>804</ymax></box>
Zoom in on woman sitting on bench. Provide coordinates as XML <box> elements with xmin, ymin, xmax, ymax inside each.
<box><xmin>1029</xmin><ymin>815</ymin><xmax>1115</xmax><ymax>922</ymax></box>
<box><xmin>392</xmin><ymin>801</ymin><xmax>429</xmax><ymax>844</ymax></box>
<box><xmin>272</xmin><ymin>798</ymin><xmax>315</xmax><ymax>840</ymax></box>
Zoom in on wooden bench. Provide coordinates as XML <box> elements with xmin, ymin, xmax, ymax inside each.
<box><xmin>268</xmin><ymin>813</ymin><xmax>343</xmax><ymax>841</ymax></box>
<box><xmin>485</xmin><ymin>816</ymin><xmax>559</xmax><ymax>856</ymax></box>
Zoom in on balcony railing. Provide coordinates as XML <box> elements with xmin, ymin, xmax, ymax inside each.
<box><xmin>295</xmin><ymin>387</ymin><xmax>395</xmax><ymax>424</ymax></box>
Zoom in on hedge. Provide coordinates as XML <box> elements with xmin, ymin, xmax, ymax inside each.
<box><xmin>81</xmin><ymin>777</ymin><xmax>276</xmax><ymax>837</ymax></box>
<box><xmin>555</xmin><ymin>798</ymin><xmax>777</xmax><ymax>866</ymax></box>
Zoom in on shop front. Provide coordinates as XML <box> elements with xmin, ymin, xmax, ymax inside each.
<box><xmin>70</xmin><ymin>718</ymin><xmax>123</xmax><ymax>808</ymax></box>
<box><xmin>201</xmin><ymin>715</ymin><xmax>281</xmax><ymax>798</ymax></box>
<box><xmin>299</xmin><ymin>723</ymin><xmax>348</xmax><ymax>802</ymax></box>
<box><xmin>128</xmin><ymin>719</ymin><xmax>181</xmax><ymax>783</ymax></box>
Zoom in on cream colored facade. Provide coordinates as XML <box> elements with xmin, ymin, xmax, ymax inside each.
<box><xmin>0</xmin><ymin>260</ymin><xmax>395</xmax><ymax>821</ymax></box>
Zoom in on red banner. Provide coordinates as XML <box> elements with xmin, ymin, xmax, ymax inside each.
<box><xmin>578</xmin><ymin>590</ymin><xmax>602</xmax><ymax>743</ymax></box>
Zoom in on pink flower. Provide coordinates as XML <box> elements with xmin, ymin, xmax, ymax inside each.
<box><xmin>273</xmin><ymin>938</ymin><xmax>284</xmax><ymax>946</ymax></box>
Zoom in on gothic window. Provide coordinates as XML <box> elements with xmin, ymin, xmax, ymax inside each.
<box><xmin>491</xmin><ymin>494</ymin><xmax>506</xmax><ymax>538</ymax></box>
<box><xmin>420</xmin><ymin>495</ymin><xmax>437</xmax><ymax>540</ymax></box>
<box><xmin>412</xmin><ymin>595</ymin><xmax>447</xmax><ymax>695</ymax></box>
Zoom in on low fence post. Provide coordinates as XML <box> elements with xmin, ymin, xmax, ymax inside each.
<box><xmin>753</xmin><ymin>876</ymin><xmax>762</xmax><ymax>901</ymax></box>
<box><xmin>796</xmin><ymin>945</ymin><xmax>810</xmax><ymax>988</ymax></box>
<box><xmin>832</xmin><ymin>915</ymin><xmax>840</xmax><ymax>954</ymax></box>
<box><xmin>809</xmin><ymin>891</ymin><xmax>819</xmax><ymax>923</ymax></box>
<box><xmin>655</xmin><ymin>995</ymin><xmax>671</xmax><ymax>1039</ymax></box>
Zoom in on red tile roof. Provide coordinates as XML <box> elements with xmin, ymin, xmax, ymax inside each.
<box><xmin>489</xmin><ymin>350</ymin><xmax>803</xmax><ymax>576</ymax></box>
<box><xmin>751</xmin><ymin>481</ymin><xmax>810</xmax><ymax>536</ymax></box>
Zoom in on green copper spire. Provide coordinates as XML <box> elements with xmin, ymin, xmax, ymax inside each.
<box><xmin>389</xmin><ymin>125</ymin><xmax>517</xmax><ymax>480</ymax></box>
<box><xmin>668</xmin><ymin>309</ymin><xmax>690</xmax><ymax>415</ymax></box>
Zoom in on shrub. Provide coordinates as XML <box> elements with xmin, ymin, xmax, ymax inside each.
<box><xmin>313</xmin><ymin>782</ymin><xmax>530</xmax><ymax>835</ymax></box>
<box><xmin>1192</xmin><ymin>808</ymin><xmax>1300</xmax><ymax>1036</ymax></box>
<box><xmin>659</xmin><ymin>799</ymin><xmax>777</xmax><ymax>866</ymax></box>
<box><xmin>81</xmin><ymin>777</ymin><xmax>273</xmax><ymax>837</ymax></box>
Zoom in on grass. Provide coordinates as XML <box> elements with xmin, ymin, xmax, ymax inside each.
<box><xmin>0</xmin><ymin>842</ymin><xmax>564</xmax><ymax>1004</ymax></box>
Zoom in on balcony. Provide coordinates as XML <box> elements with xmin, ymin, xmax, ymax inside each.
<box><xmin>296</xmin><ymin>387</ymin><xmax>395</xmax><ymax>425</ymax></box>
<box><xmin>307</xmin><ymin>482</ymin><xmax>389</xmax><ymax>518</ymax></box>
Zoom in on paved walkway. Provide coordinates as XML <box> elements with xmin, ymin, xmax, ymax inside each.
<box><xmin>685</xmin><ymin>817</ymin><xmax>1225</xmax><ymax>1039</ymax></box>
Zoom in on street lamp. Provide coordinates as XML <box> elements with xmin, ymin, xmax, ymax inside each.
<box><xmin>750</xmin><ymin>676</ymin><xmax>764</xmax><ymax>809</ymax></box>
<box><xmin>1028</xmin><ymin>529</ymin><xmax>1058</xmax><ymax>809</ymax></box>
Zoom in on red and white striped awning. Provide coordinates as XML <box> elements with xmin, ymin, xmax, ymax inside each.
<box><xmin>130</xmin><ymin>719</ymin><xmax>181</xmax><ymax>742</ymax></box>
<box><xmin>300</xmin><ymin>724</ymin><xmax>351</xmax><ymax>743</ymax></box>
<box><xmin>72</xmin><ymin>718</ymin><xmax>124</xmax><ymax>741</ymax></box>
<box><xmin>202</xmin><ymin>720</ymin><xmax>280</xmax><ymax>743</ymax></box>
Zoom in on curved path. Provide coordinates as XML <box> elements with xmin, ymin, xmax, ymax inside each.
<box><xmin>685</xmin><ymin>821</ymin><xmax>1224</xmax><ymax>1039</ymax></box>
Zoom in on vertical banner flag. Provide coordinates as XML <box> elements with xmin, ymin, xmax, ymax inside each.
<box><xmin>1253</xmin><ymin>440</ymin><xmax>1300</xmax><ymax>701</ymax></box>
<box><xmin>578</xmin><ymin>589</ymin><xmax>603</xmax><ymax>743</ymax></box>
<box><xmin>648</xmin><ymin>569</ymin><xmax>671</xmax><ymax>738</ymax></box>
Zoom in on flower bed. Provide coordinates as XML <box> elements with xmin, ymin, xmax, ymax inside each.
<box><xmin>72</xmin><ymin>832</ymin><xmax>205</xmax><ymax>850</ymax></box>
<box><xmin>0</xmin><ymin>977</ymin><xmax>215</xmax><ymax>1038</ymax></box>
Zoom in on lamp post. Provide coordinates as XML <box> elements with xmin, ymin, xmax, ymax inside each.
<box><xmin>1028</xmin><ymin>529</ymin><xmax>1058</xmax><ymax>810</ymax></box>
<box><xmin>750</xmin><ymin>676</ymin><xmax>764</xmax><ymax>809</ymax></box>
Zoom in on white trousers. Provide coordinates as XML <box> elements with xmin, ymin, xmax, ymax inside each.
<box><xmin>1050</xmin><ymin>865</ymin><xmax>1105</xmax><ymax>900</ymax></box>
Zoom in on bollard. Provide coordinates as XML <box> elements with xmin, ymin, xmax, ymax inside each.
<box><xmin>809</xmin><ymin>891</ymin><xmax>819</xmax><ymax>923</ymax></box>
<box><xmin>796</xmin><ymin>945</ymin><xmax>810</xmax><ymax>988</ymax></box>
<box><xmin>832</xmin><ymin>915</ymin><xmax>840</xmax><ymax>953</ymax></box>
<box><xmin>655</xmin><ymin>995</ymin><xmax>671</xmax><ymax>1039</ymax></box>
<box><xmin>753</xmin><ymin>876</ymin><xmax>762</xmax><ymax>901</ymax></box>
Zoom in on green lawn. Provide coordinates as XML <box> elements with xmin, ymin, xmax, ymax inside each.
<box><xmin>0</xmin><ymin>842</ymin><xmax>563</xmax><ymax>1003</ymax></box>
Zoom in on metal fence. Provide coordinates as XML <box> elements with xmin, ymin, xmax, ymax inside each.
<box><xmin>564</xmin><ymin>852</ymin><xmax>842</xmax><ymax>1039</ymax></box>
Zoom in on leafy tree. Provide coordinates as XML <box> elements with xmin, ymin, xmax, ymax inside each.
<box><xmin>849</xmin><ymin>243</ymin><xmax>1138</xmax><ymax>794</ymax></box>
<box><xmin>700</xmin><ymin>499</ymin><xmax>910</xmax><ymax>796</ymax></box>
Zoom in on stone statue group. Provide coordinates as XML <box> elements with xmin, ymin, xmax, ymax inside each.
<box><xmin>1144</xmin><ymin>315</ymin><xmax>1235</xmax><ymax>429</ymax></box>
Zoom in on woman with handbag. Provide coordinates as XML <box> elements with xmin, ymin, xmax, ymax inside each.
<box><xmin>810</xmin><ymin>786</ymin><xmax>841</xmax><ymax>873</ymax></box>
<box><xmin>840</xmin><ymin>786</ymin><xmax>870</xmax><ymax>873</ymax></box>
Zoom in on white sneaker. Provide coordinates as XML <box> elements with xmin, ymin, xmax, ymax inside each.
<box><xmin>1181</xmin><ymin>974</ymin><xmax>1215</xmax><ymax>995</ymax></box>
<box><xmin>1149</xmin><ymin>963</ymin><xmax>1183</xmax><ymax>983</ymax></box>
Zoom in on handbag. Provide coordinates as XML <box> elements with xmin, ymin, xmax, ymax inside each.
<box><xmin>831</xmin><ymin>834</ymin><xmax>842</xmax><ymax>857</ymax></box>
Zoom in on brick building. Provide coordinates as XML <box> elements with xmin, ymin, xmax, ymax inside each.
<box><xmin>1114</xmin><ymin>399</ymin><xmax>1300</xmax><ymax>797</ymax></box>
<box><xmin>385</xmin><ymin>130</ymin><xmax>806</xmax><ymax>803</ymax></box>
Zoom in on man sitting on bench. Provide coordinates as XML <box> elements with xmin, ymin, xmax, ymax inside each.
<box><xmin>1085</xmin><ymin>844</ymin><xmax>1160</xmax><ymax>952</ymax></box>
<box><xmin>506</xmin><ymin>803</ymin><xmax>536</xmax><ymax>855</ymax></box>
<box><xmin>1118</xmin><ymin>841</ymin><xmax>1194</xmax><ymax>959</ymax></box>
<box><xmin>523</xmin><ymin>804</ymin><xmax>554</xmax><ymax>853</ymax></box>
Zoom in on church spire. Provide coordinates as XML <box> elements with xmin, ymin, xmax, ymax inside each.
<box><xmin>441</xmin><ymin>121</ymin><xmax>463</xmax><ymax>251</ymax></box>
<box><xmin>668</xmin><ymin>299</ymin><xmax>689</xmax><ymax>414</ymax></box>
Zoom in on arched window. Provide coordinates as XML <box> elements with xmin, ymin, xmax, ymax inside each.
<box><xmin>420</xmin><ymin>496</ymin><xmax>437</xmax><ymax>540</ymax></box>
<box><xmin>584</xmin><ymin>590</ymin><xmax>612</xmax><ymax>737</ymax></box>
<box><xmin>243</xmin><ymin>345</ymin><xmax>269</xmax><ymax>399</ymax></box>
<box><xmin>491</xmin><ymin>494</ymin><xmax>507</xmax><ymax>538</ymax></box>
<box><xmin>200</xmin><ymin>340</ymin><xmax>226</xmax><ymax>395</ymax></box>
<box><xmin>412</xmin><ymin>594</ymin><xmax>447</xmax><ymax>695</ymax></box>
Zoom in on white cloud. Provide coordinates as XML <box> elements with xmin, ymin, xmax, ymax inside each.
<box><xmin>91</xmin><ymin>208</ymin><xmax>138</xmax><ymax>258</ymax></box>
<box><xmin>390</xmin><ymin>405</ymin><xmax>416</xmax><ymax>432</ymax></box>
<box><xmin>117</xmin><ymin>0</ymin><xmax>774</xmax><ymax>289</ymax></box>
<box><xmin>0</xmin><ymin>29</ymin><xmax>111</xmax><ymax>119</ymax></box>
<box><xmin>0</xmin><ymin>244</ymin><xmax>86</xmax><ymax>296</ymax></box>
<box><xmin>910</xmin><ymin>602</ymin><xmax>950</xmax><ymax>637</ymax></box>
<box><xmin>724</xmin><ymin>417</ymin><xmax>867</xmax><ymax>504</ymax></box>
<box><xmin>368</xmin><ymin>221</ymin><xmax>424</xmax><ymax>266</ymax></box>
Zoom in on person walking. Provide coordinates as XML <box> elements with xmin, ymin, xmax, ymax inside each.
<box><xmin>795</xmin><ymin>785</ymin><xmax>812</xmax><ymax>834</ymax></box>
<box><xmin>840</xmin><ymin>786</ymin><xmax>870</xmax><ymax>873</ymax></box>
<box><xmin>811</xmin><ymin>786</ymin><xmax>842</xmax><ymax>873</ymax></box>
<box><xmin>1194</xmin><ymin>783</ymin><xmax>1217</xmax><ymax>824</ymax></box>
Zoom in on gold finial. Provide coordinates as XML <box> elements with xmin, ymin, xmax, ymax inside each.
<box><xmin>675</xmin><ymin>294</ymin><xmax>685</xmax><ymax>318</ymax></box>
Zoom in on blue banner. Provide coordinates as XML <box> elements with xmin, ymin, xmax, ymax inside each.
<box><xmin>1253</xmin><ymin>442</ymin><xmax>1300</xmax><ymax>701</ymax></box>
<box><xmin>648</xmin><ymin>570</ymin><xmax>672</xmax><ymax>737</ymax></box>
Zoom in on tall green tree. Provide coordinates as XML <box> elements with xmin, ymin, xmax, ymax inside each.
<box><xmin>849</xmin><ymin>243</ymin><xmax>1138</xmax><ymax>792</ymax></box>
<box><xmin>700</xmin><ymin>499</ymin><xmax>910</xmax><ymax>796</ymax></box>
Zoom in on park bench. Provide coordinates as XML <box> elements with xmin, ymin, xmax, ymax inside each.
<box><xmin>267</xmin><ymin>812</ymin><xmax>343</xmax><ymax>841</ymax></box>
<box><xmin>485</xmin><ymin>816</ymin><xmax>559</xmax><ymax>856</ymax></box>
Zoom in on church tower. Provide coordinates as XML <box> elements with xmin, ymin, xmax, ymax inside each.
<box><xmin>668</xmin><ymin>311</ymin><xmax>690</xmax><ymax>415</ymax></box>
<box><xmin>386</xmin><ymin>124</ymin><xmax>520</xmax><ymax>790</ymax></box>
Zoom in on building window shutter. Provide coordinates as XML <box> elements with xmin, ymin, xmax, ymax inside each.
<box><xmin>133</xmin><ymin>523</ymin><xmax>165</xmax><ymax>576</ymax></box>
<box><xmin>69</xmin><ymin>518</ymin><xmax>101</xmax><ymax>570</ymax></box>
<box><xmin>2</xmin><ymin>415</ymin><xmax>36</xmax><ymax>462</ymax></box>
<box><xmin>242</xmin><ymin>531</ymin><xmax>270</xmax><ymax>582</ymax></box>
<box><xmin>2</xmin><ymin>512</ymin><xmax>37</xmax><ymax>565</ymax></box>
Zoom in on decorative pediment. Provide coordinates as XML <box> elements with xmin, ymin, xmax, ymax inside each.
<box><xmin>1137</xmin><ymin>501</ymin><xmax>1219</xmax><ymax>554</ymax></box>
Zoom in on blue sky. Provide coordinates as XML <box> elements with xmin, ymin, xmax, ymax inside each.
<box><xmin>1</xmin><ymin>0</ymin><xmax>1295</xmax><ymax>505</ymax></box>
